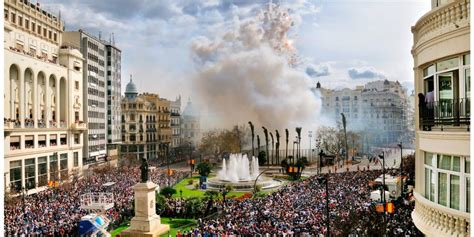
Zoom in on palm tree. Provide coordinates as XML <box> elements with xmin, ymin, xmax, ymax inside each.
<box><xmin>248</xmin><ymin>121</ymin><xmax>255</xmax><ymax>157</ymax></box>
<box><xmin>270</xmin><ymin>132</ymin><xmax>274</xmax><ymax>165</ymax></box>
<box><xmin>257</xmin><ymin>135</ymin><xmax>261</xmax><ymax>155</ymax></box>
<box><xmin>276</xmin><ymin>130</ymin><xmax>280</xmax><ymax>165</ymax></box>
<box><xmin>285</xmin><ymin>129</ymin><xmax>289</xmax><ymax>161</ymax></box>
<box><xmin>262</xmin><ymin>127</ymin><xmax>269</xmax><ymax>167</ymax></box>
<box><xmin>296</xmin><ymin>127</ymin><xmax>302</xmax><ymax>160</ymax></box>
<box><xmin>341</xmin><ymin>113</ymin><xmax>349</xmax><ymax>164</ymax></box>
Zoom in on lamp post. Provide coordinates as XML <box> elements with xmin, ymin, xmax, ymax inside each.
<box><xmin>378</xmin><ymin>151</ymin><xmax>386</xmax><ymax>225</ymax></box>
<box><xmin>317</xmin><ymin>176</ymin><xmax>330</xmax><ymax>237</ymax></box>
<box><xmin>398</xmin><ymin>142</ymin><xmax>403</xmax><ymax>197</ymax></box>
<box><xmin>308</xmin><ymin>131</ymin><xmax>312</xmax><ymax>162</ymax></box>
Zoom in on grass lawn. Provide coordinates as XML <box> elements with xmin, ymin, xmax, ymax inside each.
<box><xmin>171</xmin><ymin>176</ymin><xmax>248</xmax><ymax>199</ymax></box>
<box><xmin>110</xmin><ymin>218</ymin><xmax>197</xmax><ymax>237</ymax></box>
<box><xmin>160</xmin><ymin>217</ymin><xmax>197</xmax><ymax>236</ymax></box>
<box><xmin>110</xmin><ymin>223</ymin><xmax>129</xmax><ymax>237</ymax></box>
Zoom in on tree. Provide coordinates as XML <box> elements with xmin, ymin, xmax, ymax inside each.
<box><xmin>248</xmin><ymin>121</ymin><xmax>255</xmax><ymax>157</ymax></box>
<box><xmin>257</xmin><ymin>135</ymin><xmax>261</xmax><ymax>155</ymax></box>
<box><xmin>155</xmin><ymin>193</ymin><xmax>169</xmax><ymax>215</ymax></box>
<box><xmin>316</xmin><ymin>126</ymin><xmax>343</xmax><ymax>156</ymax></box>
<box><xmin>270</xmin><ymin>132</ymin><xmax>274</xmax><ymax>165</ymax></box>
<box><xmin>295</xmin><ymin>127</ymin><xmax>302</xmax><ymax>159</ymax></box>
<box><xmin>258</xmin><ymin>151</ymin><xmax>267</xmax><ymax>166</ymax></box>
<box><xmin>281</xmin><ymin>158</ymin><xmax>289</xmax><ymax>173</ymax></box>
<box><xmin>285</xmin><ymin>129</ymin><xmax>289</xmax><ymax>160</ymax></box>
<box><xmin>184</xmin><ymin>197</ymin><xmax>204</xmax><ymax>218</ymax></box>
<box><xmin>160</xmin><ymin>187</ymin><xmax>177</xmax><ymax>198</ymax></box>
<box><xmin>262</xmin><ymin>127</ymin><xmax>269</xmax><ymax>166</ymax></box>
<box><xmin>296</xmin><ymin>156</ymin><xmax>310</xmax><ymax>177</ymax></box>
<box><xmin>275</xmin><ymin>130</ymin><xmax>280</xmax><ymax>165</ymax></box>
<box><xmin>196</xmin><ymin>162</ymin><xmax>213</xmax><ymax>177</ymax></box>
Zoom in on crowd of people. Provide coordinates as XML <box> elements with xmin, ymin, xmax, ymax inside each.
<box><xmin>4</xmin><ymin>164</ymin><xmax>188</xmax><ymax>236</ymax></box>
<box><xmin>191</xmin><ymin>169</ymin><xmax>422</xmax><ymax>236</ymax></box>
<box><xmin>5</xmin><ymin>156</ymin><xmax>422</xmax><ymax>236</ymax></box>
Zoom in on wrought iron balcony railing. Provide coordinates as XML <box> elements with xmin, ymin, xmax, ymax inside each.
<box><xmin>419</xmin><ymin>98</ymin><xmax>470</xmax><ymax>131</ymax></box>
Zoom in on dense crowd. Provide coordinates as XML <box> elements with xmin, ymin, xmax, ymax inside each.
<box><xmin>4</xmin><ymin>164</ymin><xmax>188</xmax><ymax>236</ymax></box>
<box><xmin>191</xmin><ymin>169</ymin><xmax>422</xmax><ymax>236</ymax></box>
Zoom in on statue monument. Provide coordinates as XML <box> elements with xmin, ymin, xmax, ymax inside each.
<box><xmin>121</xmin><ymin>158</ymin><xmax>169</xmax><ymax>237</ymax></box>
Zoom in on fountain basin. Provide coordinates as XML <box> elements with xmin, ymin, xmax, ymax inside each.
<box><xmin>206</xmin><ymin>176</ymin><xmax>283</xmax><ymax>191</ymax></box>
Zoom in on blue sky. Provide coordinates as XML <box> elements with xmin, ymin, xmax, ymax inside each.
<box><xmin>43</xmin><ymin>0</ymin><xmax>430</xmax><ymax>101</ymax></box>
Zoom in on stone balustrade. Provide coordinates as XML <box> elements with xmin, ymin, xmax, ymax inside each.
<box><xmin>412</xmin><ymin>192</ymin><xmax>470</xmax><ymax>236</ymax></box>
<box><xmin>412</xmin><ymin>0</ymin><xmax>470</xmax><ymax>47</ymax></box>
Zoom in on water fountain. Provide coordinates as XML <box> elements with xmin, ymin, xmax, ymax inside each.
<box><xmin>207</xmin><ymin>153</ymin><xmax>282</xmax><ymax>191</ymax></box>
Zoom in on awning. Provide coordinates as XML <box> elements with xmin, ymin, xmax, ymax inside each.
<box><xmin>38</xmin><ymin>135</ymin><xmax>46</xmax><ymax>140</ymax></box>
<box><xmin>25</xmin><ymin>135</ymin><xmax>34</xmax><ymax>140</ymax></box>
<box><xmin>10</xmin><ymin>136</ymin><xmax>20</xmax><ymax>142</ymax></box>
<box><xmin>60</xmin><ymin>134</ymin><xmax>66</xmax><ymax>138</ymax></box>
<box><xmin>50</xmin><ymin>134</ymin><xmax>57</xmax><ymax>139</ymax></box>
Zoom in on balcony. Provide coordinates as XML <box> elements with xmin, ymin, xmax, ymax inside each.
<box><xmin>412</xmin><ymin>0</ymin><xmax>470</xmax><ymax>49</ymax></box>
<box><xmin>412</xmin><ymin>192</ymin><xmax>470</xmax><ymax>236</ymax></box>
<box><xmin>71</xmin><ymin>121</ymin><xmax>87</xmax><ymax>131</ymax></box>
<box><xmin>171</xmin><ymin>112</ymin><xmax>180</xmax><ymax>117</ymax></box>
<box><xmin>419</xmin><ymin>98</ymin><xmax>470</xmax><ymax>131</ymax></box>
<box><xmin>7</xmin><ymin>46</ymin><xmax>63</xmax><ymax>67</ymax></box>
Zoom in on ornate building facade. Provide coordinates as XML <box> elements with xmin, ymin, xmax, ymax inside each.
<box><xmin>120</xmin><ymin>78</ymin><xmax>172</xmax><ymax>161</ymax></box>
<box><xmin>4</xmin><ymin>0</ymin><xmax>85</xmax><ymax>194</ymax></box>
<box><xmin>411</xmin><ymin>0</ymin><xmax>470</xmax><ymax>236</ymax></box>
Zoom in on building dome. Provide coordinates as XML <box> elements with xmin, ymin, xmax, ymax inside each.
<box><xmin>125</xmin><ymin>78</ymin><xmax>138</xmax><ymax>94</ymax></box>
<box><xmin>125</xmin><ymin>75</ymin><xmax>138</xmax><ymax>99</ymax></box>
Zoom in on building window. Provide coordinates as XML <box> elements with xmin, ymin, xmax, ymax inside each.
<box><xmin>18</xmin><ymin>16</ymin><xmax>22</xmax><ymax>26</ymax></box>
<box><xmin>25</xmin><ymin>158</ymin><xmax>36</xmax><ymax>190</ymax></box>
<box><xmin>31</xmin><ymin>22</ymin><xmax>35</xmax><ymax>32</ymax></box>
<box><xmin>11</xmin><ymin>13</ymin><xmax>15</xmax><ymax>24</ymax></box>
<box><xmin>10</xmin><ymin>136</ymin><xmax>20</xmax><ymax>150</ymax></box>
<box><xmin>74</xmin><ymin>152</ymin><xmax>79</xmax><ymax>167</ymax></box>
<box><xmin>10</xmin><ymin>160</ymin><xmax>22</xmax><ymax>191</ymax></box>
<box><xmin>60</xmin><ymin>153</ymin><xmax>68</xmax><ymax>180</ymax></box>
<box><xmin>49</xmin><ymin>154</ymin><xmax>58</xmax><ymax>181</ymax></box>
<box><xmin>424</xmin><ymin>151</ymin><xmax>470</xmax><ymax>212</ymax></box>
<box><xmin>75</xmin><ymin>81</ymin><xmax>79</xmax><ymax>90</ymax></box>
<box><xmin>38</xmin><ymin>157</ymin><xmax>47</xmax><ymax>186</ymax></box>
<box><xmin>25</xmin><ymin>19</ymin><xmax>29</xmax><ymax>30</ymax></box>
<box><xmin>74</xmin><ymin>134</ymin><xmax>80</xmax><ymax>144</ymax></box>
<box><xmin>4</xmin><ymin>9</ymin><xmax>8</xmax><ymax>21</ymax></box>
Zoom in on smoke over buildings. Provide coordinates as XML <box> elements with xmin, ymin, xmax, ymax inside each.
<box><xmin>191</xmin><ymin>3</ymin><xmax>321</xmax><ymax>131</ymax></box>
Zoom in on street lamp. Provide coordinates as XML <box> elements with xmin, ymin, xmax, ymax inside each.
<box><xmin>398</xmin><ymin>142</ymin><xmax>403</xmax><ymax>197</ymax></box>
<box><xmin>317</xmin><ymin>176</ymin><xmax>330</xmax><ymax>237</ymax></box>
<box><xmin>378</xmin><ymin>151</ymin><xmax>386</xmax><ymax>224</ymax></box>
<box><xmin>308</xmin><ymin>131</ymin><xmax>312</xmax><ymax>162</ymax></box>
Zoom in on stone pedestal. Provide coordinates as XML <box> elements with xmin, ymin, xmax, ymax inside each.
<box><xmin>121</xmin><ymin>182</ymin><xmax>170</xmax><ymax>237</ymax></box>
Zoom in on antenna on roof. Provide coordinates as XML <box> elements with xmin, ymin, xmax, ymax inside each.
<box><xmin>99</xmin><ymin>31</ymin><xmax>102</xmax><ymax>40</ymax></box>
<box><xmin>112</xmin><ymin>33</ymin><xmax>115</xmax><ymax>45</ymax></box>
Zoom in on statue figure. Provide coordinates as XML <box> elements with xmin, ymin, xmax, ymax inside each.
<box><xmin>140</xmin><ymin>157</ymin><xmax>149</xmax><ymax>182</ymax></box>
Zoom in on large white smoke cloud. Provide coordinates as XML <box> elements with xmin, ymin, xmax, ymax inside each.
<box><xmin>191</xmin><ymin>3</ymin><xmax>321</xmax><ymax>130</ymax></box>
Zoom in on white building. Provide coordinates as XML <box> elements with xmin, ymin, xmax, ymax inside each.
<box><xmin>317</xmin><ymin>80</ymin><xmax>411</xmax><ymax>150</ymax></box>
<box><xmin>105</xmin><ymin>41</ymin><xmax>122</xmax><ymax>158</ymax></box>
<box><xmin>180</xmin><ymin>98</ymin><xmax>201</xmax><ymax>148</ymax></box>
<box><xmin>170</xmin><ymin>96</ymin><xmax>181</xmax><ymax>148</ymax></box>
<box><xmin>411</xmin><ymin>0</ymin><xmax>470</xmax><ymax>236</ymax></box>
<box><xmin>63</xmin><ymin>30</ymin><xmax>109</xmax><ymax>165</ymax></box>
<box><xmin>4</xmin><ymin>0</ymin><xmax>85</xmax><ymax>194</ymax></box>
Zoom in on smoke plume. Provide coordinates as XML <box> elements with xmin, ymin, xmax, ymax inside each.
<box><xmin>191</xmin><ymin>3</ymin><xmax>321</xmax><ymax>131</ymax></box>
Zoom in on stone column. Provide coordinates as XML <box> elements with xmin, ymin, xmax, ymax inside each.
<box><xmin>33</xmin><ymin>73</ymin><xmax>37</xmax><ymax>128</ymax></box>
<box><xmin>56</xmin><ymin>78</ymin><xmax>60</xmax><ymax>128</ymax></box>
<box><xmin>19</xmin><ymin>70</ymin><xmax>24</xmax><ymax>127</ymax></box>
<box><xmin>45</xmin><ymin>75</ymin><xmax>50</xmax><ymax>128</ymax></box>
<box><xmin>121</xmin><ymin>181</ymin><xmax>169</xmax><ymax>237</ymax></box>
